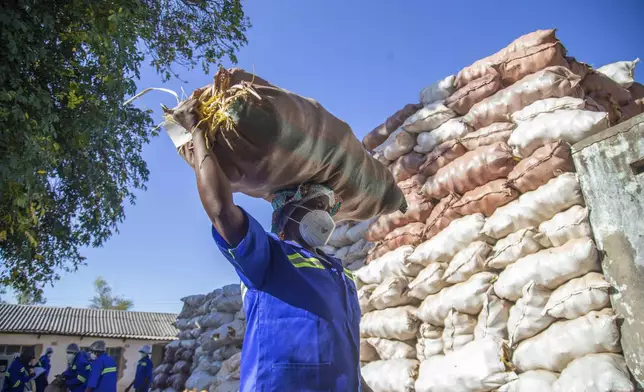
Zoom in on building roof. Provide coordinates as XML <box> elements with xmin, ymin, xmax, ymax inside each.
<box><xmin>0</xmin><ymin>304</ymin><xmax>179</xmax><ymax>341</ymax></box>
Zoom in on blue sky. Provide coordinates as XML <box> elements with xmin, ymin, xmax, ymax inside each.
<box><xmin>28</xmin><ymin>0</ymin><xmax>644</xmax><ymax>313</ymax></box>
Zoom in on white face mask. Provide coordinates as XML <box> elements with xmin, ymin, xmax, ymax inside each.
<box><xmin>289</xmin><ymin>206</ymin><xmax>336</xmax><ymax>247</ymax></box>
<box><xmin>67</xmin><ymin>353</ymin><xmax>75</xmax><ymax>363</ymax></box>
<box><xmin>140</xmin><ymin>353</ymin><xmax>148</xmax><ymax>360</ymax></box>
<box><xmin>90</xmin><ymin>352</ymin><xmax>97</xmax><ymax>360</ymax></box>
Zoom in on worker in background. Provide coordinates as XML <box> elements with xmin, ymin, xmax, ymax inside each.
<box><xmin>62</xmin><ymin>344</ymin><xmax>91</xmax><ymax>392</ymax></box>
<box><xmin>2</xmin><ymin>347</ymin><xmax>36</xmax><ymax>392</ymax></box>
<box><xmin>171</xmin><ymin>99</ymin><xmax>371</xmax><ymax>392</ymax></box>
<box><xmin>124</xmin><ymin>345</ymin><xmax>153</xmax><ymax>392</ymax></box>
<box><xmin>85</xmin><ymin>341</ymin><xmax>117</xmax><ymax>392</ymax></box>
<box><xmin>34</xmin><ymin>347</ymin><xmax>53</xmax><ymax>392</ymax></box>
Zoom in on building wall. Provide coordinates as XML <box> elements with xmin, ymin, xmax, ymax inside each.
<box><xmin>0</xmin><ymin>333</ymin><xmax>169</xmax><ymax>392</ymax></box>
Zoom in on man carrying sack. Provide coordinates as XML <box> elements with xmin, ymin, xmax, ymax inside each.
<box><xmin>172</xmin><ymin>101</ymin><xmax>374</xmax><ymax>392</ymax></box>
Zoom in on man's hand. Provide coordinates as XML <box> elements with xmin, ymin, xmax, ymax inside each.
<box><xmin>172</xmin><ymin>99</ymin><xmax>202</xmax><ymax>133</ymax></box>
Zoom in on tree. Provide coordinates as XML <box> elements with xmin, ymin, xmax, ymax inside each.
<box><xmin>89</xmin><ymin>277</ymin><xmax>133</xmax><ymax>310</ymax></box>
<box><xmin>16</xmin><ymin>289</ymin><xmax>47</xmax><ymax>305</ymax></box>
<box><xmin>0</xmin><ymin>0</ymin><xmax>250</xmax><ymax>296</ymax></box>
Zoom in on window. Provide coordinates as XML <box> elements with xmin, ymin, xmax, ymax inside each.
<box><xmin>81</xmin><ymin>346</ymin><xmax>124</xmax><ymax>380</ymax></box>
<box><xmin>0</xmin><ymin>345</ymin><xmax>37</xmax><ymax>356</ymax></box>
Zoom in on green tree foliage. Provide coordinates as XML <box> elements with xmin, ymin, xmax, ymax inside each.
<box><xmin>16</xmin><ymin>289</ymin><xmax>47</xmax><ymax>305</ymax></box>
<box><xmin>0</xmin><ymin>0</ymin><xmax>249</xmax><ymax>296</ymax></box>
<box><xmin>89</xmin><ymin>276</ymin><xmax>133</xmax><ymax>310</ymax></box>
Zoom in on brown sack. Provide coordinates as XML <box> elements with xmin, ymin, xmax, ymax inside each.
<box><xmin>452</xmin><ymin>179</ymin><xmax>519</xmax><ymax>217</ymax></box>
<box><xmin>459</xmin><ymin>123</ymin><xmax>515</xmax><ymax>151</ymax></box>
<box><xmin>421</xmin><ymin>142</ymin><xmax>516</xmax><ymax>199</ymax></box>
<box><xmin>507</xmin><ymin>140</ymin><xmax>575</xmax><ymax>194</ymax></box>
<box><xmin>363</xmin><ymin>123</ymin><xmax>388</xmax><ymax>152</ymax></box>
<box><xmin>619</xmin><ymin>102</ymin><xmax>644</xmax><ymax>122</ymax></box>
<box><xmin>455</xmin><ymin>29</ymin><xmax>558</xmax><ymax>89</ymax></box>
<box><xmin>581</xmin><ymin>70</ymin><xmax>632</xmax><ymax>105</ymax></box>
<box><xmin>397</xmin><ymin>174</ymin><xmax>426</xmax><ymax>203</ymax></box>
<box><xmin>463</xmin><ymin>66</ymin><xmax>583</xmax><ymax>130</ymax></box>
<box><xmin>588</xmin><ymin>93</ymin><xmax>621</xmax><ymax>125</ymax></box>
<box><xmin>494</xmin><ymin>42</ymin><xmax>569</xmax><ymax>85</ymax></box>
<box><xmin>566</xmin><ymin>56</ymin><xmax>592</xmax><ymax>79</ymax></box>
<box><xmin>365</xmin><ymin>201</ymin><xmax>434</xmax><ymax>242</ymax></box>
<box><xmin>177</xmin><ymin>68</ymin><xmax>406</xmax><ymax>221</ymax></box>
<box><xmin>391</xmin><ymin>152</ymin><xmax>427</xmax><ymax>182</ymax></box>
<box><xmin>367</xmin><ymin>222</ymin><xmax>426</xmax><ymax>262</ymax></box>
<box><xmin>631</xmin><ymin>82</ymin><xmax>644</xmax><ymax>101</ymax></box>
<box><xmin>419</xmin><ymin>140</ymin><xmax>468</xmax><ymax>177</ymax></box>
<box><xmin>363</xmin><ymin>104</ymin><xmax>423</xmax><ymax>152</ymax></box>
<box><xmin>445</xmin><ymin>73</ymin><xmax>503</xmax><ymax>115</ymax></box>
<box><xmin>425</xmin><ymin>193</ymin><xmax>462</xmax><ymax>240</ymax></box>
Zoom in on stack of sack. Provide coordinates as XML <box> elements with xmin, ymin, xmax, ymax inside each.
<box><xmin>354</xmin><ymin>28</ymin><xmax>640</xmax><ymax>392</ymax></box>
<box><xmin>150</xmin><ymin>284</ymin><xmax>244</xmax><ymax>392</ymax></box>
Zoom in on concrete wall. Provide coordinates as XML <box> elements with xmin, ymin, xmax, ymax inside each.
<box><xmin>0</xmin><ymin>333</ymin><xmax>169</xmax><ymax>392</ymax></box>
<box><xmin>572</xmin><ymin>113</ymin><xmax>644</xmax><ymax>389</ymax></box>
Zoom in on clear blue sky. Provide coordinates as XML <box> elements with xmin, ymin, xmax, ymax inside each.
<box><xmin>32</xmin><ymin>0</ymin><xmax>644</xmax><ymax>313</ymax></box>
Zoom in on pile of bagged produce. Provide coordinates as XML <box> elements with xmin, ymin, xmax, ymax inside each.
<box><xmin>324</xmin><ymin>29</ymin><xmax>642</xmax><ymax>392</ymax></box>
<box><xmin>150</xmin><ymin>285</ymin><xmax>244</xmax><ymax>392</ymax></box>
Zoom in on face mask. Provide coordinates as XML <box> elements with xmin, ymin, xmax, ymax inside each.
<box><xmin>140</xmin><ymin>353</ymin><xmax>148</xmax><ymax>360</ymax></box>
<box><xmin>289</xmin><ymin>206</ymin><xmax>335</xmax><ymax>247</ymax></box>
<box><xmin>90</xmin><ymin>352</ymin><xmax>97</xmax><ymax>360</ymax></box>
<box><xmin>67</xmin><ymin>353</ymin><xmax>75</xmax><ymax>363</ymax></box>
<box><xmin>47</xmin><ymin>354</ymin><xmax>52</xmax><ymax>359</ymax></box>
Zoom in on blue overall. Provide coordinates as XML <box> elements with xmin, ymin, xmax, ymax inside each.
<box><xmin>86</xmin><ymin>353</ymin><xmax>117</xmax><ymax>392</ymax></box>
<box><xmin>2</xmin><ymin>359</ymin><xmax>31</xmax><ymax>392</ymax></box>
<box><xmin>133</xmin><ymin>357</ymin><xmax>153</xmax><ymax>392</ymax></box>
<box><xmin>212</xmin><ymin>210</ymin><xmax>362</xmax><ymax>392</ymax></box>
<box><xmin>35</xmin><ymin>355</ymin><xmax>50</xmax><ymax>392</ymax></box>
<box><xmin>63</xmin><ymin>352</ymin><xmax>91</xmax><ymax>392</ymax></box>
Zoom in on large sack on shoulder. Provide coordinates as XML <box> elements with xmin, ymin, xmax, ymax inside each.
<box><xmin>474</xmin><ymin>290</ymin><xmax>511</xmax><ymax>341</ymax></box>
<box><xmin>370</xmin><ymin>276</ymin><xmax>417</xmax><ymax>310</ymax></box>
<box><xmin>452</xmin><ymin>179</ymin><xmax>519</xmax><ymax>217</ymax></box>
<box><xmin>408</xmin><ymin>262</ymin><xmax>448</xmax><ymax>300</ymax></box>
<box><xmin>362</xmin><ymin>359</ymin><xmax>419</xmax><ymax>392</ymax></box>
<box><xmin>507</xmin><ymin>281</ymin><xmax>555</xmax><ymax>346</ymax></box>
<box><xmin>498</xmin><ymin>370</ymin><xmax>558</xmax><ymax>392</ymax></box>
<box><xmin>390</xmin><ymin>152</ymin><xmax>426</xmax><ymax>182</ymax></box>
<box><xmin>416</xmin><ymin>272</ymin><xmax>497</xmax><ymax>325</ymax></box>
<box><xmin>424</xmin><ymin>193</ymin><xmax>461</xmax><ymax>239</ymax></box>
<box><xmin>544</xmin><ymin>272</ymin><xmax>611</xmax><ymax>320</ymax></box>
<box><xmin>420</xmin><ymin>75</ymin><xmax>456</xmax><ymax>105</ymax></box>
<box><xmin>367</xmin><ymin>338</ymin><xmax>417</xmax><ymax>360</ymax></box>
<box><xmin>445</xmin><ymin>73</ymin><xmax>503</xmax><ymax>115</ymax></box>
<box><xmin>358</xmin><ymin>245</ymin><xmax>421</xmax><ymax>285</ymax></box>
<box><xmin>365</xmin><ymin>201</ymin><xmax>433</xmax><ymax>242</ymax></box>
<box><xmin>464</xmin><ymin>66</ymin><xmax>583</xmax><ymax>129</ymax></box>
<box><xmin>415</xmin><ymin>338</ymin><xmax>517</xmax><ymax>392</ymax></box>
<box><xmin>494</xmin><ymin>236</ymin><xmax>599</xmax><ymax>301</ymax></box>
<box><xmin>494</xmin><ymin>42</ymin><xmax>569</xmax><ymax>85</ymax></box>
<box><xmin>508</xmin><ymin>109</ymin><xmax>610</xmax><ymax>158</ymax></box>
<box><xmin>597</xmin><ymin>58</ymin><xmax>640</xmax><ymax>88</ymax></box>
<box><xmin>414</xmin><ymin>118</ymin><xmax>471</xmax><ymax>153</ymax></box>
<box><xmin>482</xmin><ymin>173</ymin><xmax>584</xmax><ymax>239</ymax></box>
<box><xmin>360</xmin><ymin>306</ymin><xmax>420</xmax><ymax>340</ymax></box>
<box><xmin>418</xmin><ymin>140</ymin><xmax>467</xmax><ymax>177</ymax></box>
<box><xmin>443</xmin><ymin>309</ymin><xmax>476</xmax><ymax>354</ymax></box>
<box><xmin>535</xmin><ymin>205</ymin><xmax>592</xmax><ymax>248</ymax></box>
<box><xmin>552</xmin><ymin>353</ymin><xmax>634</xmax><ymax>392</ymax></box>
<box><xmin>455</xmin><ymin>29</ymin><xmax>559</xmax><ymax>88</ymax></box>
<box><xmin>402</xmin><ymin>102</ymin><xmax>457</xmax><ymax>133</ymax></box>
<box><xmin>507</xmin><ymin>140</ymin><xmax>574</xmax><ymax>193</ymax></box>
<box><xmin>513</xmin><ymin>309</ymin><xmax>621</xmax><ymax>372</ymax></box>
<box><xmin>408</xmin><ymin>214</ymin><xmax>488</xmax><ymax>266</ymax></box>
<box><xmin>367</xmin><ymin>222</ymin><xmax>426</xmax><ymax>262</ymax></box>
<box><xmin>443</xmin><ymin>241</ymin><xmax>492</xmax><ymax>284</ymax></box>
<box><xmin>582</xmin><ymin>70</ymin><xmax>633</xmax><ymax>104</ymax></box>
<box><xmin>511</xmin><ymin>96</ymin><xmax>586</xmax><ymax>122</ymax></box>
<box><xmin>169</xmin><ymin>68</ymin><xmax>405</xmax><ymax>222</ymax></box>
<box><xmin>459</xmin><ymin>123</ymin><xmax>514</xmax><ymax>151</ymax></box>
<box><xmin>421</xmin><ymin>142</ymin><xmax>516</xmax><ymax>199</ymax></box>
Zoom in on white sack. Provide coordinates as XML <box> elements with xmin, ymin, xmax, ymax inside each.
<box><xmin>510</xmin><ymin>96</ymin><xmax>586</xmax><ymax>122</ymax></box>
<box><xmin>416</xmin><ymin>272</ymin><xmax>497</xmax><ymax>325</ymax></box>
<box><xmin>334</xmin><ymin>244</ymin><xmax>351</xmax><ymax>262</ymax></box>
<box><xmin>474</xmin><ymin>291</ymin><xmax>511</xmax><ymax>341</ymax></box>
<box><xmin>213</xmin><ymin>353</ymin><xmax>241</xmax><ymax>387</ymax></box>
<box><xmin>370</xmin><ymin>276</ymin><xmax>417</xmax><ymax>310</ymax></box>
<box><xmin>185</xmin><ymin>370</ymin><xmax>213</xmax><ymax>392</ymax></box>
<box><xmin>415</xmin><ymin>338</ymin><xmax>517</xmax><ymax>392</ymax></box>
<box><xmin>494</xmin><ymin>236</ymin><xmax>599</xmax><ymax>301</ymax></box>
<box><xmin>360</xmin><ymin>306</ymin><xmax>420</xmax><ymax>340</ymax></box>
<box><xmin>402</xmin><ymin>102</ymin><xmax>457</xmax><ymax>133</ymax></box>
<box><xmin>358</xmin><ymin>284</ymin><xmax>378</xmax><ymax>314</ymax></box>
<box><xmin>318</xmin><ymin>244</ymin><xmax>337</xmax><ymax>255</ymax></box>
<box><xmin>443</xmin><ymin>309</ymin><xmax>476</xmax><ymax>354</ymax></box>
<box><xmin>508</xmin><ymin>109</ymin><xmax>610</xmax><ymax>157</ymax></box>
<box><xmin>414</xmin><ymin>118</ymin><xmax>471</xmax><ymax>153</ymax></box>
<box><xmin>367</xmin><ymin>337</ymin><xmax>417</xmax><ymax>360</ymax></box>
<box><xmin>507</xmin><ymin>281</ymin><xmax>555</xmax><ymax>346</ymax></box>
<box><xmin>420</xmin><ymin>75</ymin><xmax>456</xmax><ymax>105</ymax></box>
<box><xmin>552</xmin><ymin>353</ymin><xmax>634</xmax><ymax>392</ymax></box>
<box><xmin>345</xmin><ymin>238</ymin><xmax>375</xmax><ymax>263</ymax></box>
<box><xmin>328</xmin><ymin>223</ymin><xmax>353</xmax><ymax>247</ymax></box>
<box><xmin>596</xmin><ymin>58</ymin><xmax>640</xmax><ymax>88</ymax></box>
<box><xmin>357</xmin><ymin>246</ymin><xmax>423</xmax><ymax>285</ymax></box>
<box><xmin>498</xmin><ymin>370</ymin><xmax>559</xmax><ymax>392</ymax></box>
<box><xmin>347</xmin><ymin>217</ymin><xmax>377</xmax><ymax>243</ymax></box>
<box><xmin>407</xmin><ymin>262</ymin><xmax>448</xmax><ymax>300</ymax></box>
<box><xmin>544</xmin><ymin>272</ymin><xmax>611</xmax><ymax>319</ymax></box>
<box><xmin>416</xmin><ymin>337</ymin><xmax>444</xmax><ymax>361</ymax></box>
<box><xmin>486</xmin><ymin>228</ymin><xmax>543</xmax><ymax>269</ymax></box>
<box><xmin>384</xmin><ymin>129</ymin><xmax>417</xmax><ymax>161</ymax></box>
<box><xmin>443</xmin><ymin>241</ymin><xmax>492</xmax><ymax>284</ymax></box>
<box><xmin>482</xmin><ymin>173</ymin><xmax>584</xmax><ymax>239</ymax></box>
<box><xmin>347</xmin><ymin>258</ymin><xmax>366</xmax><ymax>272</ymax></box>
<box><xmin>513</xmin><ymin>309</ymin><xmax>621</xmax><ymax>372</ymax></box>
<box><xmin>535</xmin><ymin>205</ymin><xmax>592</xmax><ymax>248</ymax></box>
<box><xmin>408</xmin><ymin>214</ymin><xmax>488</xmax><ymax>266</ymax></box>
<box><xmin>419</xmin><ymin>323</ymin><xmax>443</xmax><ymax>339</ymax></box>
<box><xmin>362</xmin><ymin>359</ymin><xmax>419</xmax><ymax>392</ymax></box>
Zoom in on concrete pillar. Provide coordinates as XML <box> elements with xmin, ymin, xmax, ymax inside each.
<box><xmin>572</xmin><ymin>113</ymin><xmax>644</xmax><ymax>389</ymax></box>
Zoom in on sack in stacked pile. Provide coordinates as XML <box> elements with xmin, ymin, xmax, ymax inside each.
<box><xmin>351</xmin><ymin>28</ymin><xmax>640</xmax><ymax>392</ymax></box>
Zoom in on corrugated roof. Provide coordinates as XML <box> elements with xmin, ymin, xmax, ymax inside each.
<box><xmin>0</xmin><ymin>304</ymin><xmax>179</xmax><ymax>341</ymax></box>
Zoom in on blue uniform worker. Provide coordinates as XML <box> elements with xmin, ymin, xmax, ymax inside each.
<box><xmin>85</xmin><ymin>341</ymin><xmax>117</xmax><ymax>392</ymax></box>
<box><xmin>63</xmin><ymin>344</ymin><xmax>91</xmax><ymax>392</ymax></box>
<box><xmin>125</xmin><ymin>346</ymin><xmax>153</xmax><ymax>392</ymax></box>
<box><xmin>35</xmin><ymin>348</ymin><xmax>53</xmax><ymax>392</ymax></box>
<box><xmin>2</xmin><ymin>348</ymin><xmax>35</xmax><ymax>392</ymax></box>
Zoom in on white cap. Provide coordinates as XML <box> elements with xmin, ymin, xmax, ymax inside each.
<box><xmin>139</xmin><ymin>345</ymin><xmax>152</xmax><ymax>355</ymax></box>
